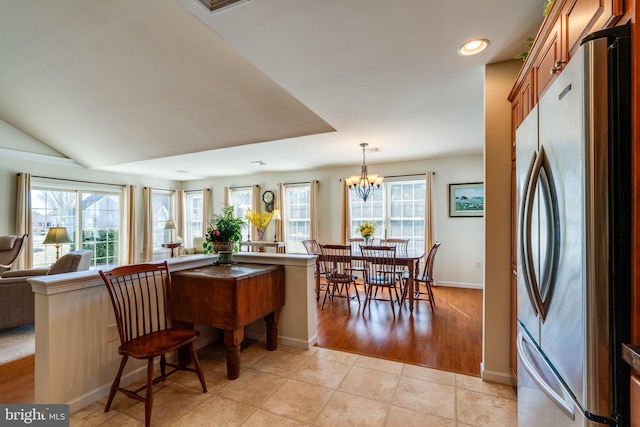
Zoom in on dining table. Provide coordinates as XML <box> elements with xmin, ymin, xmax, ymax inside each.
<box><xmin>314</xmin><ymin>247</ymin><xmax>424</xmax><ymax>313</ymax></box>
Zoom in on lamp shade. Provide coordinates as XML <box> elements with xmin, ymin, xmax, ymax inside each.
<box><xmin>42</xmin><ymin>227</ymin><xmax>71</xmax><ymax>245</ymax></box>
<box><xmin>164</xmin><ymin>220</ymin><xmax>176</xmax><ymax>230</ymax></box>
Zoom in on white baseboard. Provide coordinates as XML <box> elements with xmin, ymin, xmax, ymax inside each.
<box><xmin>244</xmin><ymin>330</ymin><xmax>317</xmax><ymax>350</ymax></box>
<box><xmin>435</xmin><ymin>281</ymin><xmax>483</xmax><ymax>290</ymax></box>
<box><xmin>480</xmin><ymin>362</ymin><xmax>514</xmax><ymax>386</ymax></box>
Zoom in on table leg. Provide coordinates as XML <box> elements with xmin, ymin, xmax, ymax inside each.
<box><xmin>223</xmin><ymin>328</ymin><xmax>244</xmax><ymax>380</ymax></box>
<box><xmin>408</xmin><ymin>260</ymin><xmax>415</xmax><ymax>313</ymax></box>
<box><xmin>264</xmin><ymin>311</ymin><xmax>279</xmax><ymax>351</ymax></box>
<box><xmin>175</xmin><ymin>320</ymin><xmax>194</xmax><ymax>366</ymax></box>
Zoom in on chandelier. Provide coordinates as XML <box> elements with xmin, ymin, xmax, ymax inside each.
<box><xmin>345</xmin><ymin>143</ymin><xmax>384</xmax><ymax>202</ymax></box>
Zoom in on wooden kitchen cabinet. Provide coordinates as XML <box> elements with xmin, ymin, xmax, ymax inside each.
<box><xmin>533</xmin><ymin>13</ymin><xmax>564</xmax><ymax>99</ymax></box>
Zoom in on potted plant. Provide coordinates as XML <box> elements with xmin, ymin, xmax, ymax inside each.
<box><xmin>203</xmin><ymin>205</ymin><xmax>246</xmax><ymax>262</ymax></box>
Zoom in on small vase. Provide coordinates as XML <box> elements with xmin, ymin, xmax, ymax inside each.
<box><xmin>257</xmin><ymin>231</ymin><xmax>266</xmax><ymax>252</ymax></box>
<box><xmin>364</xmin><ymin>236</ymin><xmax>371</xmax><ymax>246</ymax></box>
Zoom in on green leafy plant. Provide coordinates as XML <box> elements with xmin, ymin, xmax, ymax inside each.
<box><xmin>515</xmin><ymin>1</ymin><xmax>554</xmax><ymax>61</ymax></box>
<box><xmin>203</xmin><ymin>205</ymin><xmax>246</xmax><ymax>253</ymax></box>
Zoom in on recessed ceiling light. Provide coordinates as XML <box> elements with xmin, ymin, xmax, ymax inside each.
<box><xmin>250</xmin><ymin>160</ymin><xmax>267</xmax><ymax>166</ymax></box>
<box><xmin>458</xmin><ymin>38</ymin><xmax>490</xmax><ymax>56</ymax></box>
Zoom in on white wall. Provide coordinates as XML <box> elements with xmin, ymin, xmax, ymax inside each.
<box><xmin>482</xmin><ymin>59</ymin><xmax>522</xmax><ymax>384</ymax></box>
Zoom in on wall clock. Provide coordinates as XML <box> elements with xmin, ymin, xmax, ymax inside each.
<box><xmin>263</xmin><ymin>190</ymin><xmax>274</xmax><ymax>212</ymax></box>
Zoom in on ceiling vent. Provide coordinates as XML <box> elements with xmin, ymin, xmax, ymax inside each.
<box><xmin>197</xmin><ymin>0</ymin><xmax>250</xmax><ymax>13</ymax></box>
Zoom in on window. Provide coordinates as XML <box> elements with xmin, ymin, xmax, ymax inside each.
<box><xmin>350</xmin><ymin>178</ymin><xmax>425</xmax><ymax>252</ymax></box>
<box><xmin>184</xmin><ymin>191</ymin><xmax>204</xmax><ymax>247</ymax></box>
<box><xmin>151</xmin><ymin>191</ymin><xmax>174</xmax><ymax>248</ymax></box>
<box><xmin>31</xmin><ymin>179</ymin><xmax>122</xmax><ymax>268</ymax></box>
<box><xmin>284</xmin><ymin>183</ymin><xmax>311</xmax><ymax>253</ymax></box>
<box><xmin>230</xmin><ymin>187</ymin><xmax>253</xmax><ymax>240</ymax></box>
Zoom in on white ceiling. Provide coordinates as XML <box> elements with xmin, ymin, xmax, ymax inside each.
<box><xmin>0</xmin><ymin>0</ymin><xmax>545</xmax><ymax>181</ymax></box>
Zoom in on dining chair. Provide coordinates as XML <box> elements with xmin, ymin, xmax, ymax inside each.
<box><xmin>319</xmin><ymin>244</ymin><xmax>360</xmax><ymax>313</ymax></box>
<box><xmin>347</xmin><ymin>238</ymin><xmax>367</xmax><ymax>280</ymax></box>
<box><xmin>380</xmin><ymin>238</ymin><xmax>410</xmax><ymax>287</ymax></box>
<box><xmin>404</xmin><ymin>241</ymin><xmax>441</xmax><ymax>312</ymax></box>
<box><xmin>99</xmin><ymin>261</ymin><xmax>207</xmax><ymax>427</ymax></box>
<box><xmin>302</xmin><ymin>239</ymin><xmax>325</xmax><ymax>300</ymax></box>
<box><xmin>361</xmin><ymin>245</ymin><xmax>401</xmax><ymax>317</ymax></box>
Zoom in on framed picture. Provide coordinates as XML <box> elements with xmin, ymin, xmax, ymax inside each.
<box><xmin>449</xmin><ymin>182</ymin><xmax>484</xmax><ymax>217</ymax></box>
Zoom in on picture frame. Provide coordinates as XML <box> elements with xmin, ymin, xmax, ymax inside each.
<box><xmin>449</xmin><ymin>182</ymin><xmax>484</xmax><ymax>217</ymax></box>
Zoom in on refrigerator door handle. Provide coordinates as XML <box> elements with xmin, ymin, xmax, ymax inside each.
<box><xmin>517</xmin><ymin>330</ymin><xmax>576</xmax><ymax>420</ymax></box>
<box><xmin>520</xmin><ymin>151</ymin><xmax>540</xmax><ymax>317</ymax></box>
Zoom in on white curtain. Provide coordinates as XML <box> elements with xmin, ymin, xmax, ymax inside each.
<box><xmin>424</xmin><ymin>172</ymin><xmax>435</xmax><ymax>255</ymax></box>
<box><xmin>276</xmin><ymin>183</ymin><xmax>284</xmax><ymax>242</ymax></box>
<box><xmin>175</xmin><ymin>189</ymin><xmax>185</xmax><ymax>242</ymax></box>
<box><xmin>141</xmin><ymin>187</ymin><xmax>153</xmax><ymax>262</ymax></box>
<box><xmin>309</xmin><ymin>180</ymin><xmax>319</xmax><ymax>241</ymax></box>
<box><xmin>202</xmin><ymin>188</ymin><xmax>212</xmax><ymax>235</ymax></box>
<box><xmin>340</xmin><ymin>179</ymin><xmax>351</xmax><ymax>245</ymax></box>
<box><xmin>14</xmin><ymin>172</ymin><xmax>32</xmax><ymax>269</ymax></box>
<box><xmin>248</xmin><ymin>185</ymin><xmax>260</xmax><ymax>240</ymax></box>
<box><xmin>223</xmin><ymin>186</ymin><xmax>230</xmax><ymax>207</ymax></box>
<box><xmin>122</xmin><ymin>184</ymin><xmax>137</xmax><ymax>264</ymax></box>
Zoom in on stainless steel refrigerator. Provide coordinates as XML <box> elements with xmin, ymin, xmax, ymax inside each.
<box><xmin>516</xmin><ymin>26</ymin><xmax>631</xmax><ymax>426</ymax></box>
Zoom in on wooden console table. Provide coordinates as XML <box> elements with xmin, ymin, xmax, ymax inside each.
<box><xmin>171</xmin><ymin>263</ymin><xmax>285</xmax><ymax>379</ymax></box>
<box><xmin>241</xmin><ymin>241</ymin><xmax>286</xmax><ymax>253</ymax></box>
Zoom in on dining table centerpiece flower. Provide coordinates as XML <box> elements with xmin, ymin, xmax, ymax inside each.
<box><xmin>244</xmin><ymin>209</ymin><xmax>273</xmax><ymax>241</ymax></box>
<box><xmin>203</xmin><ymin>205</ymin><xmax>246</xmax><ymax>255</ymax></box>
<box><xmin>357</xmin><ymin>221</ymin><xmax>376</xmax><ymax>244</ymax></box>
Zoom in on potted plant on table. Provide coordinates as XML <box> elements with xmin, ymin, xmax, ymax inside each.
<box><xmin>203</xmin><ymin>205</ymin><xmax>246</xmax><ymax>263</ymax></box>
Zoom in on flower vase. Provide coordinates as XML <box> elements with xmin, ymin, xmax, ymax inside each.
<box><xmin>257</xmin><ymin>231</ymin><xmax>265</xmax><ymax>252</ymax></box>
<box><xmin>364</xmin><ymin>236</ymin><xmax>371</xmax><ymax>246</ymax></box>
<box><xmin>212</xmin><ymin>242</ymin><xmax>234</xmax><ymax>264</ymax></box>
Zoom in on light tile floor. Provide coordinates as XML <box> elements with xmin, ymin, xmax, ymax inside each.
<box><xmin>70</xmin><ymin>341</ymin><xmax>517</xmax><ymax>426</ymax></box>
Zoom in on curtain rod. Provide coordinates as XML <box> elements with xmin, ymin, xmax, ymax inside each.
<box><xmin>29</xmin><ymin>174</ymin><xmax>126</xmax><ymax>188</ymax></box>
<box><xmin>283</xmin><ymin>181</ymin><xmax>312</xmax><ymax>186</ymax></box>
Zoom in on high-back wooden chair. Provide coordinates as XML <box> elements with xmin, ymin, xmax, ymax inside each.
<box><xmin>302</xmin><ymin>239</ymin><xmax>326</xmax><ymax>300</ymax></box>
<box><xmin>99</xmin><ymin>261</ymin><xmax>207</xmax><ymax>427</ymax></box>
<box><xmin>319</xmin><ymin>244</ymin><xmax>360</xmax><ymax>313</ymax></box>
<box><xmin>361</xmin><ymin>245</ymin><xmax>401</xmax><ymax>317</ymax></box>
<box><xmin>404</xmin><ymin>241</ymin><xmax>441</xmax><ymax>311</ymax></box>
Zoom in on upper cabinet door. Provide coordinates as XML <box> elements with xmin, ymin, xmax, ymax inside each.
<box><xmin>534</xmin><ymin>14</ymin><xmax>565</xmax><ymax>100</ymax></box>
<box><xmin>564</xmin><ymin>0</ymin><xmax>624</xmax><ymax>58</ymax></box>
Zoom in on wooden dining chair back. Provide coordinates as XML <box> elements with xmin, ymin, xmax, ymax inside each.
<box><xmin>303</xmin><ymin>239</ymin><xmax>326</xmax><ymax>300</ymax></box>
<box><xmin>361</xmin><ymin>245</ymin><xmax>401</xmax><ymax>317</ymax></box>
<box><xmin>347</xmin><ymin>238</ymin><xmax>367</xmax><ymax>278</ymax></box>
<box><xmin>406</xmin><ymin>241</ymin><xmax>441</xmax><ymax>312</ymax></box>
<box><xmin>319</xmin><ymin>244</ymin><xmax>360</xmax><ymax>313</ymax></box>
<box><xmin>99</xmin><ymin>261</ymin><xmax>207</xmax><ymax>427</ymax></box>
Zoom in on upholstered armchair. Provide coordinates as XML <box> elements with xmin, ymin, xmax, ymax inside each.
<box><xmin>0</xmin><ymin>249</ymin><xmax>93</xmax><ymax>329</ymax></box>
<box><xmin>0</xmin><ymin>234</ymin><xmax>27</xmax><ymax>276</ymax></box>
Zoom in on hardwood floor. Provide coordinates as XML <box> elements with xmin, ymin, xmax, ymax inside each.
<box><xmin>0</xmin><ymin>285</ymin><xmax>482</xmax><ymax>404</ymax></box>
<box><xmin>0</xmin><ymin>354</ymin><xmax>34</xmax><ymax>403</ymax></box>
<box><xmin>315</xmin><ymin>285</ymin><xmax>483</xmax><ymax>377</ymax></box>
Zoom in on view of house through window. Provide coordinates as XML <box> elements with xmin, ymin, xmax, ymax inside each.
<box><xmin>184</xmin><ymin>191</ymin><xmax>204</xmax><ymax>248</ymax></box>
<box><xmin>31</xmin><ymin>181</ymin><xmax>122</xmax><ymax>268</ymax></box>
<box><xmin>350</xmin><ymin>178</ymin><xmax>425</xmax><ymax>253</ymax></box>
<box><xmin>152</xmin><ymin>191</ymin><xmax>173</xmax><ymax>249</ymax></box>
<box><xmin>284</xmin><ymin>183</ymin><xmax>311</xmax><ymax>253</ymax></box>
<box><xmin>230</xmin><ymin>187</ymin><xmax>252</xmax><ymax>241</ymax></box>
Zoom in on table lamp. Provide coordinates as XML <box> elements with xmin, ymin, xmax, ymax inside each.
<box><xmin>43</xmin><ymin>227</ymin><xmax>71</xmax><ymax>260</ymax></box>
<box><xmin>164</xmin><ymin>220</ymin><xmax>176</xmax><ymax>244</ymax></box>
